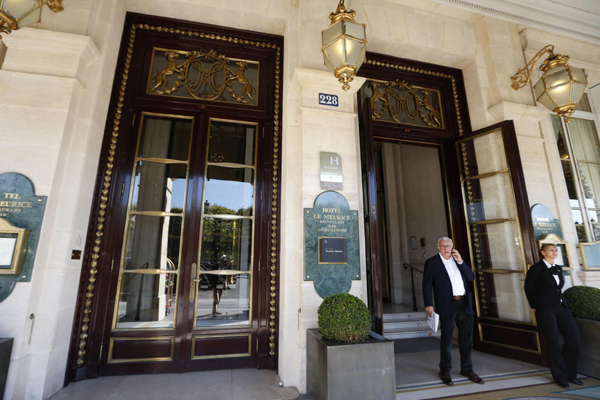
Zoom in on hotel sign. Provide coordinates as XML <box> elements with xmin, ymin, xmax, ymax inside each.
<box><xmin>320</xmin><ymin>152</ymin><xmax>343</xmax><ymax>191</ymax></box>
<box><xmin>304</xmin><ymin>191</ymin><xmax>360</xmax><ymax>298</ymax></box>
<box><xmin>0</xmin><ymin>173</ymin><xmax>47</xmax><ymax>302</ymax></box>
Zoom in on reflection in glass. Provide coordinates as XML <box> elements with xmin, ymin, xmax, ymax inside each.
<box><xmin>124</xmin><ymin>215</ymin><xmax>182</xmax><ymax>271</ymax></box>
<box><xmin>196</xmin><ymin>273</ymin><xmax>251</xmax><ymax>328</ymax></box>
<box><xmin>208</xmin><ymin>121</ymin><xmax>256</xmax><ymax>165</ymax></box>
<box><xmin>477</xmin><ymin>272</ymin><xmax>532</xmax><ymax>323</ymax></box>
<box><xmin>461</xmin><ymin>130</ymin><xmax>508</xmax><ymax>177</ymax></box>
<box><xmin>575</xmin><ymin>93</ymin><xmax>591</xmax><ymax>112</ymax></box>
<box><xmin>116</xmin><ymin>272</ymin><xmax>176</xmax><ymax>329</ymax></box>
<box><xmin>578</xmin><ymin>163</ymin><xmax>600</xmax><ymax>209</ymax></box>
<box><xmin>571</xmin><ymin>209</ymin><xmax>588</xmax><ymax>242</ymax></box>
<box><xmin>469</xmin><ymin>221</ymin><xmax>524</xmax><ymax>271</ymax></box>
<box><xmin>204</xmin><ymin>166</ymin><xmax>254</xmax><ymax>216</ymax></box>
<box><xmin>200</xmin><ymin>218</ymin><xmax>252</xmax><ymax>272</ymax></box>
<box><xmin>559</xmin><ymin>161</ymin><xmax>579</xmax><ymax>205</ymax></box>
<box><xmin>131</xmin><ymin>161</ymin><xmax>187</xmax><ymax>212</ymax></box>
<box><xmin>139</xmin><ymin>115</ymin><xmax>192</xmax><ymax>161</ymax></box>
<box><xmin>466</xmin><ymin>173</ymin><xmax>516</xmax><ymax>223</ymax></box>
<box><xmin>570</xmin><ymin>118</ymin><xmax>600</xmax><ymax>163</ymax></box>
<box><xmin>552</xmin><ymin>115</ymin><xmax>570</xmax><ymax>160</ymax></box>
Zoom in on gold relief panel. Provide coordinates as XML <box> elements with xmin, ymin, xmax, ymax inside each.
<box><xmin>365</xmin><ymin>79</ymin><xmax>444</xmax><ymax>129</ymax></box>
<box><xmin>147</xmin><ymin>48</ymin><xmax>259</xmax><ymax>106</ymax></box>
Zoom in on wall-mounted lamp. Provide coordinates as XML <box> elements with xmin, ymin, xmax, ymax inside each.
<box><xmin>511</xmin><ymin>45</ymin><xmax>588</xmax><ymax>123</ymax></box>
<box><xmin>321</xmin><ymin>0</ymin><xmax>367</xmax><ymax>91</ymax></box>
<box><xmin>0</xmin><ymin>0</ymin><xmax>64</xmax><ymax>39</ymax></box>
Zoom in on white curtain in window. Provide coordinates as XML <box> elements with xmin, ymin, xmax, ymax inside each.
<box><xmin>570</xmin><ymin>118</ymin><xmax>600</xmax><ymax>162</ymax></box>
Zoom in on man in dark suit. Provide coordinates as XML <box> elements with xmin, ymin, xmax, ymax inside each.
<box><xmin>423</xmin><ymin>237</ymin><xmax>484</xmax><ymax>386</ymax></box>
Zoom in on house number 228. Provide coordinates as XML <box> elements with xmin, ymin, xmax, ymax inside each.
<box><xmin>319</xmin><ymin>93</ymin><xmax>339</xmax><ymax>107</ymax></box>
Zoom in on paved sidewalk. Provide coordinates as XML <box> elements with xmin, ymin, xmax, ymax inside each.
<box><xmin>51</xmin><ymin>369</ymin><xmax>299</xmax><ymax>400</ymax></box>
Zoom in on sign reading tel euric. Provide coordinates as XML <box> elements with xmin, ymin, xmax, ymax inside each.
<box><xmin>320</xmin><ymin>152</ymin><xmax>343</xmax><ymax>191</ymax></box>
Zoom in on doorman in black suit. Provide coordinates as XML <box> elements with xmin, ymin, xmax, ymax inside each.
<box><xmin>423</xmin><ymin>237</ymin><xmax>484</xmax><ymax>386</ymax></box>
<box><xmin>524</xmin><ymin>243</ymin><xmax>582</xmax><ymax>389</ymax></box>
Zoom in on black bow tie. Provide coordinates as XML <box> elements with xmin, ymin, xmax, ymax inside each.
<box><xmin>550</xmin><ymin>266</ymin><xmax>559</xmax><ymax>275</ymax></box>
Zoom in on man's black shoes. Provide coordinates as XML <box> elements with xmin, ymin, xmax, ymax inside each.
<box><xmin>570</xmin><ymin>378</ymin><xmax>584</xmax><ymax>386</ymax></box>
<box><xmin>440</xmin><ymin>371</ymin><xmax>453</xmax><ymax>386</ymax></box>
<box><xmin>460</xmin><ymin>370</ymin><xmax>485</xmax><ymax>384</ymax></box>
<box><xmin>557</xmin><ymin>381</ymin><xmax>570</xmax><ymax>389</ymax></box>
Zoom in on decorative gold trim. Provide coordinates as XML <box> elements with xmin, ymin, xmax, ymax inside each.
<box><xmin>364</xmin><ymin>59</ymin><xmax>464</xmax><ymax>136</ymax></box>
<box><xmin>147</xmin><ymin>47</ymin><xmax>260</xmax><ymax>106</ymax></box>
<box><xmin>107</xmin><ymin>336</ymin><xmax>175</xmax><ymax>363</ymax></box>
<box><xmin>479</xmin><ymin>322</ymin><xmax>542</xmax><ymax>354</ymax></box>
<box><xmin>369</xmin><ymin>80</ymin><xmax>444</xmax><ymax>129</ymax></box>
<box><xmin>317</xmin><ymin>236</ymin><xmax>348</xmax><ymax>264</ymax></box>
<box><xmin>191</xmin><ymin>334</ymin><xmax>251</xmax><ymax>360</ymax></box>
<box><xmin>0</xmin><ymin>218</ymin><xmax>30</xmax><ymax>275</ymax></box>
<box><xmin>462</xmin><ymin>168</ymin><xmax>509</xmax><ymax>182</ymax></box>
<box><xmin>76</xmin><ymin>24</ymin><xmax>138</xmax><ymax>367</ymax></box>
<box><xmin>477</xmin><ymin>315</ymin><xmax>537</xmax><ymax>327</ymax></box>
<box><xmin>470</xmin><ymin>217</ymin><xmax>518</xmax><ymax>225</ymax></box>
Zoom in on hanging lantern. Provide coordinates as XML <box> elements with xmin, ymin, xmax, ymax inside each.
<box><xmin>511</xmin><ymin>45</ymin><xmax>588</xmax><ymax>123</ymax></box>
<box><xmin>321</xmin><ymin>0</ymin><xmax>367</xmax><ymax>91</ymax></box>
<box><xmin>0</xmin><ymin>0</ymin><xmax>64</xmax><ymax>38</ymax></box>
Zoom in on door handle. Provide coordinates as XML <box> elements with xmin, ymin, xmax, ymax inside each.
<box><xmin>189</xmin><ymin>262</ymin><xmax>197</xmax><ymax>303</ymax></box>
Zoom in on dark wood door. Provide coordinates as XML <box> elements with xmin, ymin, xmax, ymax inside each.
<box><xmin>453</xmin><ymin>121</ymin><xmax>544</xmax><ymax>364</ymax></box>
<box><xmin>68</xmin><ymin>13</ymin><xmax>282</xmax><ymax>379</ymax></box>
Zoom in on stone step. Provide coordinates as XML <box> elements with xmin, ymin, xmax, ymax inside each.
<box><xmin>384</xmin><ymin>320</ymin><xmax>430</xmax><ymax>332</ymax></box>
<box><xmin>382</xmin><ymin>312</ymin><xmax>428</xmax><ymax>323</ymax></box>
<box><xmin>384</xmin><ymin>330</ymin><xmax>440</xmax><ymax>340</ymax></box>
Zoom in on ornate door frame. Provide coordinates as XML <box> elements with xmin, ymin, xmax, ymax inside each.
<box><xmin>66</xmin><ymin>13</ymin><xmax>283</xmax><ymax>381</ymax></box>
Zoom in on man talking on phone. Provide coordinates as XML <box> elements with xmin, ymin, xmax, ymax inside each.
<box><xmin>422</xmin><ymin>237</ymin><xmax>484</xmax><ymax>386</ymax></box>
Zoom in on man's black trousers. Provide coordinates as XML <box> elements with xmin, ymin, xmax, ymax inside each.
<box><xmin>439</xmin><ymin>297</ymin><xmax>473</xmax><ymax>373</ymax></box>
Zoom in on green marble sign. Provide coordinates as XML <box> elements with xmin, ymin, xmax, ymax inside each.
<box><xmin>304</xmin><ymin>191</ymin><xmax>360</xmax><ymax>298</ymax></box>
<box><xmin>0</xmin><ymin>173</ymin><xmax>47</xmax><ymax>302</ymax></box>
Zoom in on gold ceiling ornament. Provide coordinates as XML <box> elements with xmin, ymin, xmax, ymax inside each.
<box><xmin>150</xmin><ymin>49</ymin><xmax>257</xmax><ymax>104</ymax></box>
<box><xmin>510</xmin><ymin>45</ymin><xmax>588</xmax><ymax>123</ymax></box>
<box><xmin>370</xmin><ymin>80</ymin><xmax>443</xmax><ymax>129</ymax></box>
<box><xmin>321</xmin><ymin>0</ymin><xmax>367</xmax><ymax>91</ymax></box>
<box><xmin>0</xmin><ymin>0</ymin><xmax>64</xmax><ymax>38</ymax></box>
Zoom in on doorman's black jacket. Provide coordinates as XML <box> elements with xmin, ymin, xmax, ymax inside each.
<box><xmin>524</xmin><ymin>261</ymin><xmax>567</xmax><ymax>309</ymax></box>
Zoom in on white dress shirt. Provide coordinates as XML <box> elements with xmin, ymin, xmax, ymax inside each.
<box><xmin>439</xmin><ymin>253</ymin><xmax>466</xmax><ymax>296</ymax></box>
<box><xmin>543</xmin><ymin>259</ymin><xmax>560</xmax><ymax>286</ymax></box>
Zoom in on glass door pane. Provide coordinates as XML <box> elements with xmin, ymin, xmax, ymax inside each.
<box><xmin>194</xmin><ymin>119</ymin><xmax>257</xmax><ymax>329</ymax></box>
<box><xmin>457</xmin><ymin>127</ymin><xmax>532</xmax><ymax>323</ymax></box>
<box><xmin>114</xmin><ymin>114</ymin><xmax>193</xmax><ymax>330</ymax></box>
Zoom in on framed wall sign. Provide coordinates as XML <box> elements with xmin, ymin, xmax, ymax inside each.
<box><xmin>0</xmin><ymin>218</ymin><xmax>30</xmax><ymax>275</ymax></box>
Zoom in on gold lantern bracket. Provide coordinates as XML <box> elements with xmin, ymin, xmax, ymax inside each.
<box><xmin>330</xmin><ymin>0</ymin><xmax>356</xmax><ymax>23</ymax></box>
<box><xmin>511</xmin><ymin>44</ymin><xmax>588</xmax><ymax>123</ymax></box>
<box><xmin>0</xmin><ymin>0</ymin><xmax>64</xmax><ymax>38</ymax></box>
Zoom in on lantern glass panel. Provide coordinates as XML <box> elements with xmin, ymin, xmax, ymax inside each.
<box><xmin>544</xmin><ymin>69</ymin><xmax>570</xmax><ymax>89</ymax></box>
<box><xmin>570</xmin><ymin>67</ymin><xmax>587</xmax><ymax>83</ymax></box>
<box><xmin>534</xmin><ymin>79</ymin><xmax>546</xmax><ymax>99</ymax></box>
<box><xmin>571</xmin><ymin>82</ymin><xmax>586</xmax><ymax>105</ymax></box>
<box><xmin>323</xmin><ymin>54</ymin><xmax>336</xmax><ymax>74</ymax></box>
<box><xmin>4</xmin><ymin>0</ymin><xmax>36</xmax><ymax>18</ymax></box>
<box><xmin>345</xmin><ymin>38</ymin><xmax>363</xmax><ymax>66</ymax></box>
<box><xmin>538</xmin><ymin>92</ymin><xmax>556</xmax><ymax>110</ymax></box>
<box><xmin>345</xmin><ymin>21</ymin><xmax>365</xmax><ymax>40</ymax></box>
<box><xmin>323</xmin><ymin>21</ymin><xmax>343</xmax><ymax>47</ymax></box>
<box><xmin>17</xmin><ymin>8</ymin><xmax>42</xmax><ymax>28</ymax></box>
<box><xmin>357</xmin><ymin>45</ymin><xmax>366</xmax><ymax>69</ymax></box>
<box><xmin>324</xmin><ymin>38</ymin><xmax>345</xmax><ymax>68</ymax></box>
<box><xmin>545</xmin><ymin>65</ymin><xmax>566</xmax><ymax>76</ymax></box>
<box><xmin>550</xmin><ymin>83</ymin><xmax>571</xmax><ymax>106</ymax></box>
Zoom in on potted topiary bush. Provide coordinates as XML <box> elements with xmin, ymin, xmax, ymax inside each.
<box><xmin>307</xmin><ymin>293</ymin><xmax>396</xmax><ymax>400</ymax></box>
<box><xmin>564</xmin><ymin>286</ymin><xmax>600</xmax><ymax>379</ymax></box>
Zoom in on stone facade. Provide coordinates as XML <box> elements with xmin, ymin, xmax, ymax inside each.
<box><xmin>0</xmin><ymin>0</ymin><xmax>599</xmax><ymax>398</ymax></box>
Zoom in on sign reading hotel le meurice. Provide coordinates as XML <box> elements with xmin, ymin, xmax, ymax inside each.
<box><xmin>531</xmin><ymin>203</ymin><xmax>563</xmax><ymax>240</ymax></box>
<box><xmin>320</xmin><ymin>152</ymin><xmax>343</xmax><ymax>191</ymax></box>
<box><xmin>304</xmin><ymin>191</ymin><xmax>359</xmax><ymax>299</ymax></box>
<box><xmin>0</xmin><ymin>173</ymin><xmax>47</xmax><ymax>302</ymax></box>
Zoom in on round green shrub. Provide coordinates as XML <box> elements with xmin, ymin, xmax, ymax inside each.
<box><xmin>564</xmin><ymin>286</ymin><xmax>600</xmax><ymax>321</ymax></box>
<box><xmin>317</xmin><ymin>293</ymin><xmax>372</xmax><ymax>343</ymax></box>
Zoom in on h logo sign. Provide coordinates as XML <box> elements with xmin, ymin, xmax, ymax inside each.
<box><xmin>330</xmin><ymin>157</ymin><xmax>339</xmax><ymax>166</ymax></box>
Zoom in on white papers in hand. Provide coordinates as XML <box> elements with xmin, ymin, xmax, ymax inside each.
<box><xmin>427</xmin><ymin>312</ymin><xmax>439</xmax><ymax>333</ymax></box>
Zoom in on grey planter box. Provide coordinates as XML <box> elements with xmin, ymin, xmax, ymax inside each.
<box><xmin>574</xmin><ymin>318</ymin><xmax>600</xmax><ymax>379</ymax></box>
<box><xmin>307</xmin><ymin>329</ymin><xmax>396</xmax><ymax>400</ymax></box>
